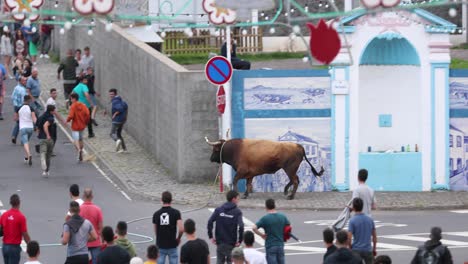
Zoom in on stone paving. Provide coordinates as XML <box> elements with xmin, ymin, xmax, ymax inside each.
<box><xmin>36</xmin><ymin>59</ymin><xmax>468</xmax><ymax>210</ymax></box>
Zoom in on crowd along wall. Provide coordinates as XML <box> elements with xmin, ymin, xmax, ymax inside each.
<box><xmin>53</xmin><ymin>21</ymin><xmax>219</xmax><ymax>183</ymax></box>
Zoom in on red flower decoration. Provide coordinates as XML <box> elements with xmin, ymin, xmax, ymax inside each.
<box><xmin>307</xmin><ymin>19</ymin><xmax>341</xmax><ymax>65</ymax></box>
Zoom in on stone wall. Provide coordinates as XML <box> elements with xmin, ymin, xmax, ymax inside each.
<box><xmin>53</xmin><ymin>21</ymin><xmax>219</xmax><ymax>183</ymax></box>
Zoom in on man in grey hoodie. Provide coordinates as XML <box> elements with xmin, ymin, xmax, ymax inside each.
<box><xmin>207</xmin><ymin>190</ymin><xmax>244</xmax><ymax>264</ymax></box>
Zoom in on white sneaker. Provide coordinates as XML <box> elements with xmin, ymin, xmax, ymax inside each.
<box><xmin>42</xmin><ymin>171</ymin><xmax>49</xmax><ymax>177</ymax></box>
<box><xmin>117</xmin><ymin>149</ymin><xmax>125</xmax><ymax>153</ymax></box>
<box><xmin>44</xmin><ymin>54</ymin><xmax>50</xmax><ymax>59</ymax></box>
<box><xmin>116</xmin><ymin>139</ymin><xmax>122</xmax><ymax>152</ymax></box>
<box><xmin>40</xmin><ymin>54</ymin><xmax>44</xmax><ymax>58</ymax></box>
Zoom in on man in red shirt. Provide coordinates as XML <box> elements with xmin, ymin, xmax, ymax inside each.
<box><xmin>0</xmin><ymin>194</ymin><xmax>31</xmax><ymax>264</ymax></box>
<box><xmin>79</xmin><ymin>188</ymin><xmax>103</xmax><ymax>264</ymax></box>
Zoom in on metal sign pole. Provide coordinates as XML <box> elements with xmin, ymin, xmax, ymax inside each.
<box><xmin>222</xmin><ymin>26</ymin><xmax>233</xmax><ymax>190</ymax></box>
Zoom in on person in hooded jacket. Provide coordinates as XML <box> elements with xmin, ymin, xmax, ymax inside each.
<box><xmin>115</xmin><ymin>221</ymin><xmax>137</xmax><ymax>258</ymax></box>
<box><xmin>410</xmin><ymin>227</ymin><xmax>453</xmax><ymax>264</ymax></box>
<box><xmin>324</xmin><ymin>230</ymin><xmax>362</xmax><ymax>264</ymax></box>
<box><xmin>109</xmin><ymin>88</ymin><xmax>128</xmax><ymax>153</ymax></box>
<box><xmin>207</xmin><ymin>190</ymin><xmax>244</xmax><ymax>264</ymax></box>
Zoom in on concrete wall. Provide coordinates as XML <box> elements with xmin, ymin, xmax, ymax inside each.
<box><xmin>53</xmin><ymin>21</ymin><xmax>219</xmax><ymax>183</ymax></box>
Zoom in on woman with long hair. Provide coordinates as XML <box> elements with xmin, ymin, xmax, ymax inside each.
<box><xmin>14</xmin><ymin>29</ymin><xmax>27</xmax><ymax>57</ymax></box>
<box><xmin>1</xmin><ymin>27</ymin><xmax>14</xmax><ymax>79</ymax></box>
<box><xmin>13</xmin><ymin>52</ymin><xmax>24</xmax><ymax>80</ymax></box>
<box><xmin>22</xmin><ymin>58</ymin><xmax>32</xmax><ymax>78</ymax></box>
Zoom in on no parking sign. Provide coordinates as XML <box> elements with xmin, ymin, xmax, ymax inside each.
<box><xmin>205</xmin><ymin>56</ymin><xmax>233</xmax><ymax>85</ymax></box>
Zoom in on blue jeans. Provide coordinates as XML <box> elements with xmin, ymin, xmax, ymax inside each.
<box><xmin>2</xmin><ymin>244</ymin><xmax>21</xmax><ymax>264</ymax></box>
<box><xmin>158</xmin><ymin>248</ymin><xmax>178</xmax><ymax>264</ymax></box>
<box><xmin>11</xmin><ymin>106</ymin><xmax>20</xmax><ymax>139</ymax></box>
<box><xmin>266</xmin><ymin>246</ymin><xmax>285</xmax><ymax>264</ymax></box>
<box><xmin>89</xmin><ymin>247</ymin><xmax>101</xmax><ymax>264</ymax></box>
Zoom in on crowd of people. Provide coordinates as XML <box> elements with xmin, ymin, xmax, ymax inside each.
<box><xmin>0</xmin><ymin>184</ymin><xmax>456</xmax><ymax>264</ymax></box>
<box><xmin>0</xmin><ymin>33</ymin><xmax>129</xmax><ymax>177</ymax></box>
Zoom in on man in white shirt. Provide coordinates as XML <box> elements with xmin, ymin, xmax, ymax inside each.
<box><xmin>16</xmin><ymin>95</ymin><xmax>37</xmax><ymax>165</ymax></box>
<box><xmin>243</xmin><ymin>231</ymin><xmax>267</xmax><ymax>264</ymax></box>
<box><xmin>352</xmin><ymin>169</ymin><xmax>376</xmax><ymax>217</ymax></box>
<box><xmin>24</xmin><ymin>241</ymin><xmax>42</xmax><ymax>264</ymax></box>
<box><xmin>46</xmin><ymin>88</ymin><xmax>57</xmax><ymax>106</ymax></box>
<box><xmin>81</xmin><ymin>46</ymin><xmax>94</xmax><ymax>70</ymax></box>
<box><xmin>65</xmin><ymin>184</ymin><xmax>84</xmax><ymax>221</ymax></box>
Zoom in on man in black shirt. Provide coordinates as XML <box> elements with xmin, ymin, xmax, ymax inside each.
<box><xmin>97</xmin><ymin>226</ymin><xmax>131</xmax><ymax>264</ymax></box>
<box><xmin>37</xmin><ymin>104</ymin><xmax>56</xmax><ymax>177</ymax></box>
<box><xmin>180</xmin><ymin>219</ymin><xmax>210</xmax><ymax>264</ymax></box>
<box><xmin>322</xmin><ymin>228</ymin><xmax>337</xmax><ymax>262</ymax></box>
<box><xmin>152</xmin><ymin>191</ymin><xmax>183</xmax><ymax>264</ymax></box>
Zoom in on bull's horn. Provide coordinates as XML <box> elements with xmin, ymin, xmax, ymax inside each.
<box><xmin>205</xmin><ymin>137</ymin><xmax>221</xmax><ymax>146</ymax></box>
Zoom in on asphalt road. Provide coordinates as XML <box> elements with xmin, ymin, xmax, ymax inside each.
<box><xmin>1</xmin><ymin>78</ymin><xmax>468</xmax><ymax>264</ymax></box>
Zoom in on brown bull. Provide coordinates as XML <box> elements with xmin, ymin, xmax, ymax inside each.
<box><xmin>205</xmin><ymin>137</ymin><xmax>324</xmax><ymax>200</ymax></box>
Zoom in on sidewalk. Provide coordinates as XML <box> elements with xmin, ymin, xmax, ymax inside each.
<box><xmin>38</xmin><ymin>60</ymin><xmax>468</xmax><ymax>210</ymax></box>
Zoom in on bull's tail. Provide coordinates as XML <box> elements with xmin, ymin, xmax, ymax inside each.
<box><xmin>302</xmin><ymin>147</ymin><xmax>324</xmax><ymax>177</ymax></box>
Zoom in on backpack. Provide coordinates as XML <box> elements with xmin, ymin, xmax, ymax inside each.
<box><xmin>419</xmin><ymin>244</ymin><xmax>446</xmax><ymax>264</ymax></box>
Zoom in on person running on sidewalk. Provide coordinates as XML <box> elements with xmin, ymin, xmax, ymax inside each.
<box><xmin>0</xmin><ymin>67</ymin><xmax>5</xmax><ymax>120</ymax></box>
<box><xmin>73</xmin><ymin>77</ymin><xmax>95</xmax><ymax>138</ymax></box>
<box><xmin>0</xmin><ymin>194</ymin><xmax>31</xmax><ymax>264</ymax></box>
<box><xmin>11</xmin><ymin>76</ymin><xmax>28</xmax><ymax>144</ymax></box>
<box><xmin>180</xmin><ymin>219</ymin><xmax>210</xmax><ymax>264</ymax></box>
<box><xmin>16</xmin><ymin>95</ymin><xmax>37</xmax><ymax>166</ymax></box>
<box><xmin>85</xmin><ymin>67</ymin><xmax>99</xmax><ymax>126</ymax></box>
<box><xmin>97</xmin><ymin>226</ymin><xmax>131</xmax><ymax>264</ymax></box>
<box><xmin>26</xmin><ymin>68</ymin><xmax>42</xmax><ymax>116</ymax></box>
<box><xmin>152</xmin><ymin>191</ymin><xmax>183</xmax><ymax>264</ymax></box>
<box><xmin>24</xmin><ymin>240</ymin><xmax>42</xmax><ymax>264</ymax></box>
<box><xmin>109</xmin><ymin>88</ymin><xmax>128</xmax><ymax>152</ymax></box>
<box><xmin>348</xmin><ymin>197</ymin><xmax>377</xmax><ymax>264</ymax></box>
<box><xmin>115</xmin><ymin>221</ymin><xmax>137</xmax><ymax>258</ymax></box>
<box><xmin>62</xmin><ymin>201</ymin><xmax>97</xmax><ymax>264</ymax></box>
<box><xmin>352</xmin><ymin>169</ymin><xmax>376</xmax><ymax>217</ymax></box>
<box><xmin>207</xmin><ymin>190</ymin><xmax>244</xmax><ymax>264</ymax></box>
<box><xmin>36</xmin><ymin>104</ymin><xmax>56</xmax><ymax>176</ymax></box>
<box><xmin>252</xmin><ymin>199</ymin><xmax>290</xmax><ymax>264</ymax></box>
<box><xmin>42</xmin><ymin>88</ymin><xmax>65</xmax><ymax>156</ymax></box>
<box><xmin>80</xmin><ymin>188</ymin><xmax>104</xmax><ymax>264</ymax></box>
<box><xmin>66</xmin><ymin>93</ymin><xmax>90</xmax><ymax>162</ymax></box>
<box><xmin>57</xmin><ymin>49</ymin><xmax>79</xmax><ymax>104</ymax></box>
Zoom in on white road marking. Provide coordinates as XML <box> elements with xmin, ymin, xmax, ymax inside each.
<box><xmin>376</xmin><ymin>242</ymin><xmax>416</xmax><ymax>250</ymax></box>
<box><xmin>0</xmin><ymin>199</ymin><xmax>3</xmax><ymax>207</ymax></box>
<box><xmin>382</xmin><ymin>234</ymin><xmax>468</xmax><ymax>246</ymax></box>
<box><xmin>445</xmin><ymin>232</ymin><xmax>468</xmax><ymax>237</ymax></box>
<box><xmin>39</xmin><ymin>98</ymin><xmax>132</xmax><ymax>201</ymax></box>
<box><xmin>450</xmin><ymin>210</ymin><xmax>468</xmax><ymax>213</ymax></box>
<box><xmin>304</xmin><ymin>219</ymin><xmax>407</xmax><ymax>228</ymax></box>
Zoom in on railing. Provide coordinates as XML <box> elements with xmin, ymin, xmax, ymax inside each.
<box><xmin>163</xmin><ymin>28</ymin><xmax>263</xmax><ymax>55</ymax></box>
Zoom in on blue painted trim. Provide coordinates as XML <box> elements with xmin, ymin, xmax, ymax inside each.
<box><xmin>450</xmin><ymin>69</ymin><xmax>468</xmax><ymax>77</ymax></box>
<box><xmin>413</xmin><ymin>9</ymin><xmax>457</xmax><ymax>27</ymax></box>
<box><xmin>432</xmin><ymin>184</ymin><xmax>449</xmax><ymax>190</ymax></box>
<box><xmin>330</xmin><ymin>66</ymin><xmax>350</xmax><ymax>191</ymax></box>
<box><xmin>431</xmin><ymin>63</ymin><xmax>450</xmax><ymax>190</ymax></box>
<box><xmin>336</xmin><ymin>26</ymin><xmax>356</xmax><ymax>34</ymax></box>
<box><xmin>244</xmin><ymin>109</ymin><xmax>331</xmax><ymax>118</ymax></box>
<box><xmin>360</xmin><ymin>35</ymin><xmax>421</xmax><ymax>66</ymax></box>
<box><xmin>340</xmin><ymin>9</ymin><xmax>367</xmax><ymax>24</ymax></box>
<box><xmin>450</xmin><ymin>109</ymin><xmax>468</xmax><ymax>118</ymax></box>
<box><xmin>339</xmin><ymin>8</ymin><xmax>456</xmax><ymax>29</ymax></box>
